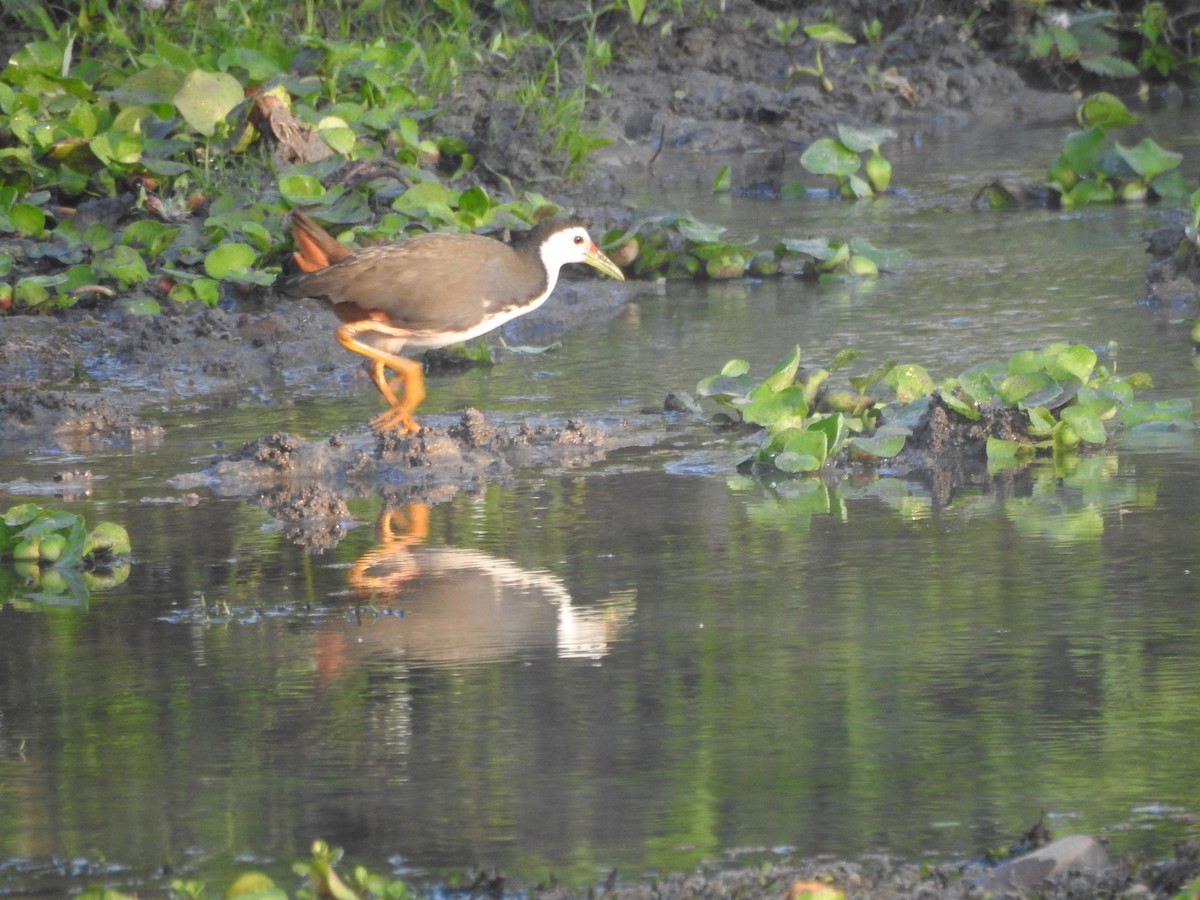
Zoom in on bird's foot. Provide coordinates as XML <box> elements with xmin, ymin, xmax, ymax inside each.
<box><xmin>371</xmin><ymin>405</ymin><xmax>421</xmax><ymax>435</ymax></box>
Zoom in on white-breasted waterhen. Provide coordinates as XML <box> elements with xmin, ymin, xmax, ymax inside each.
<box><xmin>276</xmin><ymin>211</ymin><xmax>625</xmax><ymax>434</ymax></box>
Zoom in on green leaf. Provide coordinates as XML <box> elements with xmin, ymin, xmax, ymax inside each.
<box><xmin>800</xmin><ymin>138</ymin><xmax>860</xmax><ymax>178</ymax></box>
<box><xmin>319</xmin><ymin>126</ymin><xmax>356</xmax><ymax>157</ymax></box>
<box><xmin>997</xmin><ymin>371</ymin><xmax>1063</xmax><ymax>408</ymax></box>
<box><xmin>742</xmin><ymin>383</ymin><xmax>808</xmax><ymax>427</ymax></box>
<box><xmin>958</xmin><ymin>360</ymin><xmax>1004</xmax><ymax>402</ymax></box>
<box><xmin>1114</xmin><ymin>137</ymin><xmax>1182</xmax><ymax>180</ymax></box>
<box><xmin>1058</xmin><ymin>127</ymin><xmax>1106</xmax><ymax>178</ymax></box>
<box><xmin>882</xmin><ymin>364</ymin><xmax>934</xmax><ymax>402</ymax></box>
<box><xmin>1060</xmin><ymin>405</ymin><xmax>1107</xmax><ymax>443</ymax></box>
<box><xmin>173</xmin><ymin>69</ymin><xmax>245</xmax><ymax>137</ymax></box>
<box><xmin>204</xmin><ymin>242</ymin><xmax>257</xmax><ymax>279</ymax></box>
<box><xmin>760</xmin><ymin>345</ymin><xmax>802</xmax><ymax>393</ymax></box>
<box><xmin>1078</xmin><ymin>92</ymin><xmax>1139</xmax><ymax>128</ymax></box>
<box><xmin>835</xmin><ymin>124</ymin><xmax>894</xmax><ymax>153</ymax></box>
<box><xmin>851</xmin><ymin>429</ymin><xmax>909</xmax><ymax>458</ymax></box>
<box><xmin>770</xmin><ymin>428</ymin><xmax>828</xmax><ymax>473</ymax></box>
<box><xmin>278</xmin><ymin>174</ymin><xmax>327</xmax><ymax>203</ymax></box>
<box><xmin>1052</xmin><ymin>344</ymin><xmax>1097</xmax><ymax>382</ymax></box>
<box><xmin>803</xmin><ymin>23</ymin><xmax>855</xmax><ymax>43</ymax></box>
<box><xmin>89</xmin><ymin>130</ymin><xmax>144</xmax><ymax>167</ymax></box>
<box><xmin>9</xmin><ymin>203</ymin><xmax>45</xmax><ymax>236</ymax></box>
<box><xmin>712</xmin><ymin>164</ymin><xmax>731</xmax><ymax>193</ymax></box>
<box><xmin>95</xmin><ymin>245</ymin><xmax>151</xmax><ymax>286</ymax></box>
<box><xmin>1079</xmin><ymin>55</ymin><xmax>1139</xmax><ymax>78</ymax></box>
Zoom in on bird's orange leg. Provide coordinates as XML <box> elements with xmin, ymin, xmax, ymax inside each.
<box><xmin>335</xmin><ymin>321</ymin><xmax>426</xmax><ymax>434</ymax></box>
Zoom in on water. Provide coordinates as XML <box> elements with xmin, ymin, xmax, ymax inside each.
<box><xmin>3</xmin><ymin>109</ymin><xmax>1200</xmax><ymax>895</ymax></box>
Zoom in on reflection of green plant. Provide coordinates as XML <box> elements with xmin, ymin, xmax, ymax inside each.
<box><xmin>698</xmin><ymin>341</ymin><xmax>1193</xmax><ymax>475</ymax></box>
<box><xmin>1</xmin><ymin>503</ymin><xmax>131</xmax><ymax>605</ymax></box>
<box><xmin>1025</xmin><ymin>7</ymin><xmax>1138</xmax><ymax>80</ymax></box>
<box><xmin>1046</xmin><ymin>93</ymin><xmax>1188</xmax><ymax>207</ymax></box>
<box><xmin>800</xmin><ymin>124</ymin><xmax>895</xmax><ymax>198</ymax></box>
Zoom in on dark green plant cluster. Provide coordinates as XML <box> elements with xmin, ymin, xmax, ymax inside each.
<box><xmin>602</xmin><ymin>212</ymin><xmax>908</xmax><ymax>281</ymax></box>
<box><xmin>0</xmin><ymin>0</ymin><xmax>615</xmax><ymax>314</ymax></box>
<box><xmin>799</xmin><ymin>124</ymin><xmax>894</xmax><ymax>198</ymax></box>
<box><xmin>1045</xmin><ymin>92</ymin><xmax>1189</xmax><ymax>207</ymax></box>
<box><xmin>1</xmin><ymin>502</ymin><xmax>131</xmax><ymax>604</ymax></box>
<box><xmin>699</xmin><ymin>341</ymin><xmax>1191</xmax><ymax>475</ymax></box>
<box><xmin>1020</xmin><ymin>2</ymin><xmax>1199</xmax><ymax>84</ymax></box>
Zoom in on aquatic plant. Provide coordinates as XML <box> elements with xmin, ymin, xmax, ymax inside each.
<box><xmin>698</xmin><ymin>341</ymin><xmax>1193</xmax><ymax>475</ymax></box>
<box><xmin>601</xmin><ymin>212</ymin><xmax>907</xmax><ymax>281</ymax></box>
<box><xmin>1046</xmin><ymin>92</ymin><xmax>1189</xmax><ymax>207</ymax></box>
<box><xmin>0</xmin><ymin>0</ymin><xmax>621</xmax><ymax>314</ymax></box>
<box><xmin>799</xmin><ymin>124</ymin><xmax>895</xmax><ymax>198</ymax></box>
<box><xmin>0</xmin><ymin>502</ymin><xmax>131</xmax><ymax>604</ymax></box>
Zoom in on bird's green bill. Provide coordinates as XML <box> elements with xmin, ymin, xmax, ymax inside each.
<box><xmin>585</xmin><ymin>246</ymin><xmax>626</xmax><ymax>281</ymax></box>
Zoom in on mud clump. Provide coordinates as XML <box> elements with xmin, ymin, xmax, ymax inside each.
<box><xmin>173</xmin><ymin>408</ymin><xmax>661</xmax><ymax>519</ymax></box>
<box><xmin>0</xmin><ymin>388</ymin><xmax>164</xmax><ymax>445</ymax></box>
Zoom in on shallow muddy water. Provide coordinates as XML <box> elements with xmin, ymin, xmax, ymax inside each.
<box><xmin>3</xmin><ymin>112</ymin><xmax>1200</xmax><ymax>895</ymax></box>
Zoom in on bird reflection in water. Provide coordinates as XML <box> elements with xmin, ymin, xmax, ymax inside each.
<box><xmin>313</xmin><ymin>503</ymin><xmax>633</xmax><ymax>680</ymax></box>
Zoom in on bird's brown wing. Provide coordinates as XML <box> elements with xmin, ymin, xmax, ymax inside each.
<box><xmin>278</xmin><ymin>233</ymin><xmax>546</xmax><ymax>333</ymax></box>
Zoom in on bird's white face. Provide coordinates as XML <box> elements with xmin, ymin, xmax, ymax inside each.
<box><xmin>538</xmin><ymin>225</ymin><xmax>626</xmax><ymax>282</ymax></box>
<box><xmin>540</xmin><ymin>226</ymin><xmax>599</xmax><ymax>269</ymax></box>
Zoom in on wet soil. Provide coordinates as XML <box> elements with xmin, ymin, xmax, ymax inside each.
<box><xmin>4</xmin><ymin>2</ymin><xmax>1200</xmax><ymax>895</ymax></box>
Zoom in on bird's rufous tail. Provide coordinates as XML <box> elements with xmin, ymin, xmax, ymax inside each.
<box><xmin>290</xmin><ymin>210</ymin><xmax>353</xmax><ymax>273</ymax></box>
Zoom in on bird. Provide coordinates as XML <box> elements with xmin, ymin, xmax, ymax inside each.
<box><xmin>275</xmin><ymin>210</ymin><xmax>625</xmax><ymax>434</ymax></box>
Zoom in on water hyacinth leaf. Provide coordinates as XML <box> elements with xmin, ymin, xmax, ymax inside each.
<box><xmin>240</xmin><ymin>221</ymin><xmax>273</xmax><ymax>252</ymax></box>
<box><xmin>828</xmin><ymin>348</ymin><xmax>863</xmax><ymax>372</ymax></box>
<box><xmin>319</xmin><ymin>126</ymin><xmax>356</xmax><ymax>157</ymax></box>
<box><xmin>174</xmin><ymin>69</ymin><xmax>244</xmax><ymax>137</ymax></box>
<box><xmin>1060</xmin><ymin>405</ymin><xmax>1107</xmax><ymax>443</ymax></box>
<box><xmin>771</xmin><ymin>428</ymin><xmax>828</xmax><ymax>473</ymax></box>
<box><xmin>204</xmin><ymin>242</ymin><xmax>257</xmax><ymax>279</ymax></box>
<box><xmin>122</xmin><ymin>220</ymin><xmax>180</xmax><ymax>255</ymax></box>
<box><xmin>883</xmin><ymin>364</ymin><xmax>934</xmax><ymax>402</ymax></box>
<box><xmin>806</xmin><ymin>412</ymin><xmax>847</xmax><ymax>451</ymax></box>
<box><xmin>1114</xmin><ymin>137</ymin><xmax>1182</xmax><ymax>180</ymax></box>
<box><xmin>778</xmin><ymin>237</ymin><xmax>838</xmax><ymax>259</ymax></box>
<box><xmin>10</xmin><ymin>203</ymin><xmax>45</xmax><ymax>236</ymax></box>
<box><xmin>83</xmin><ymin>521</ymin><xmax>132</xmax><ymax>556</ymax></box>
<box><xmin>1150</xmin><ymin>169</ymin><xmax>1189</xmax><ymax>200</ymax></box>
<box><xmin>851</xmin><ymin>429</ymin><xmax>909</xmax><ymax>459</ymax></box>
<box><xmin>844</xmin><ymin>174</ymin><xmax>874</xmax><ymax>199</ymax></box>
<box><xmin>713</xmin><ymin>165</ymin><xmax>731</xmax><ymax>193</ymax></box>
<box><xmin>1027</xmin><ymin>406</ymin><xmax>1058</xmax><ymax>436</ymax></box>
<box><xmin>1058</xmin><ymin>127</ymin><xmax>1106</xmax><ymax>178</ymax></box>
<box><xmin>865</xmin><ymin>150</ymin><xmax>891</xmax><ymax>193</ymax></box>
<box><xmin>676</xmin><ymin>218</ymin><xmax>725</xmax><ymax>243</ymax></box>
<box><xmin>800</xmin><ymin>139</ymin><xmax>859</xmax><ymax>178</ymax></box>
<box><xmin>1062</xmin><ymin>180</ymin><xmax>1115</xmax><ymax>207</ymax></box>
<box><xmin>941</xmin><ymin>391</ymin><xmax>980</xmax><ymax>420</ymax></box>
<box><xmin>803</xmin><ymin>23</ymin><xmax>855</xmax><ymax>43</ymax></box>
<box><xmin>278</xmin><ymin>174</ymin><xmax>326</xmax><ymax>203</ymax></box>
<box><xmin>89</xmin><ymin>131</ymin><xmax>144</xmax><ymax>167</ymax></box>
<box><xmin>742</xmin><ymin>383</ymin><xmax>808</xmax><ymax>427</ymax></box>
<box><xmin>835</xmin><ymin>124</ymin><xmax>894</xmax><ymax>153</ymax></box>
<box><xmin>958</xmin><ymin>360</ymin><xmax>1004</xmax><ymax>401</ymax></box>
<box><xmin>1078</xmin><ymin>92</ymin><xmax>1139</xmax><ymax>128</ymax></box>
<box><xmin>96</xmin><ymin>245</ymin><xmax>151</xmax><ymax>286</ymax></box>
<box><xmin>986</xmin><ymin>436</ymin><xmax>1027</xmax><ymax>461</ymax></box>
<box><xmin>761</xmin><ymin>345</ymin><xmax>802</xmax><ymax>393</ymax></box>
<box><xmin>997</xmin><ymin>371</ymin><xmax>1063</xmax><ymax>408</ymax></box>
<box><xmin>1052</xmin><ymin>343</ymin><xmax>1097</xmax><ymax>382</ymax></box>
<box><xmin>119</xmin><ymin>296</ymin><xmax>162</xmax><ymax>315</ymax></box>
